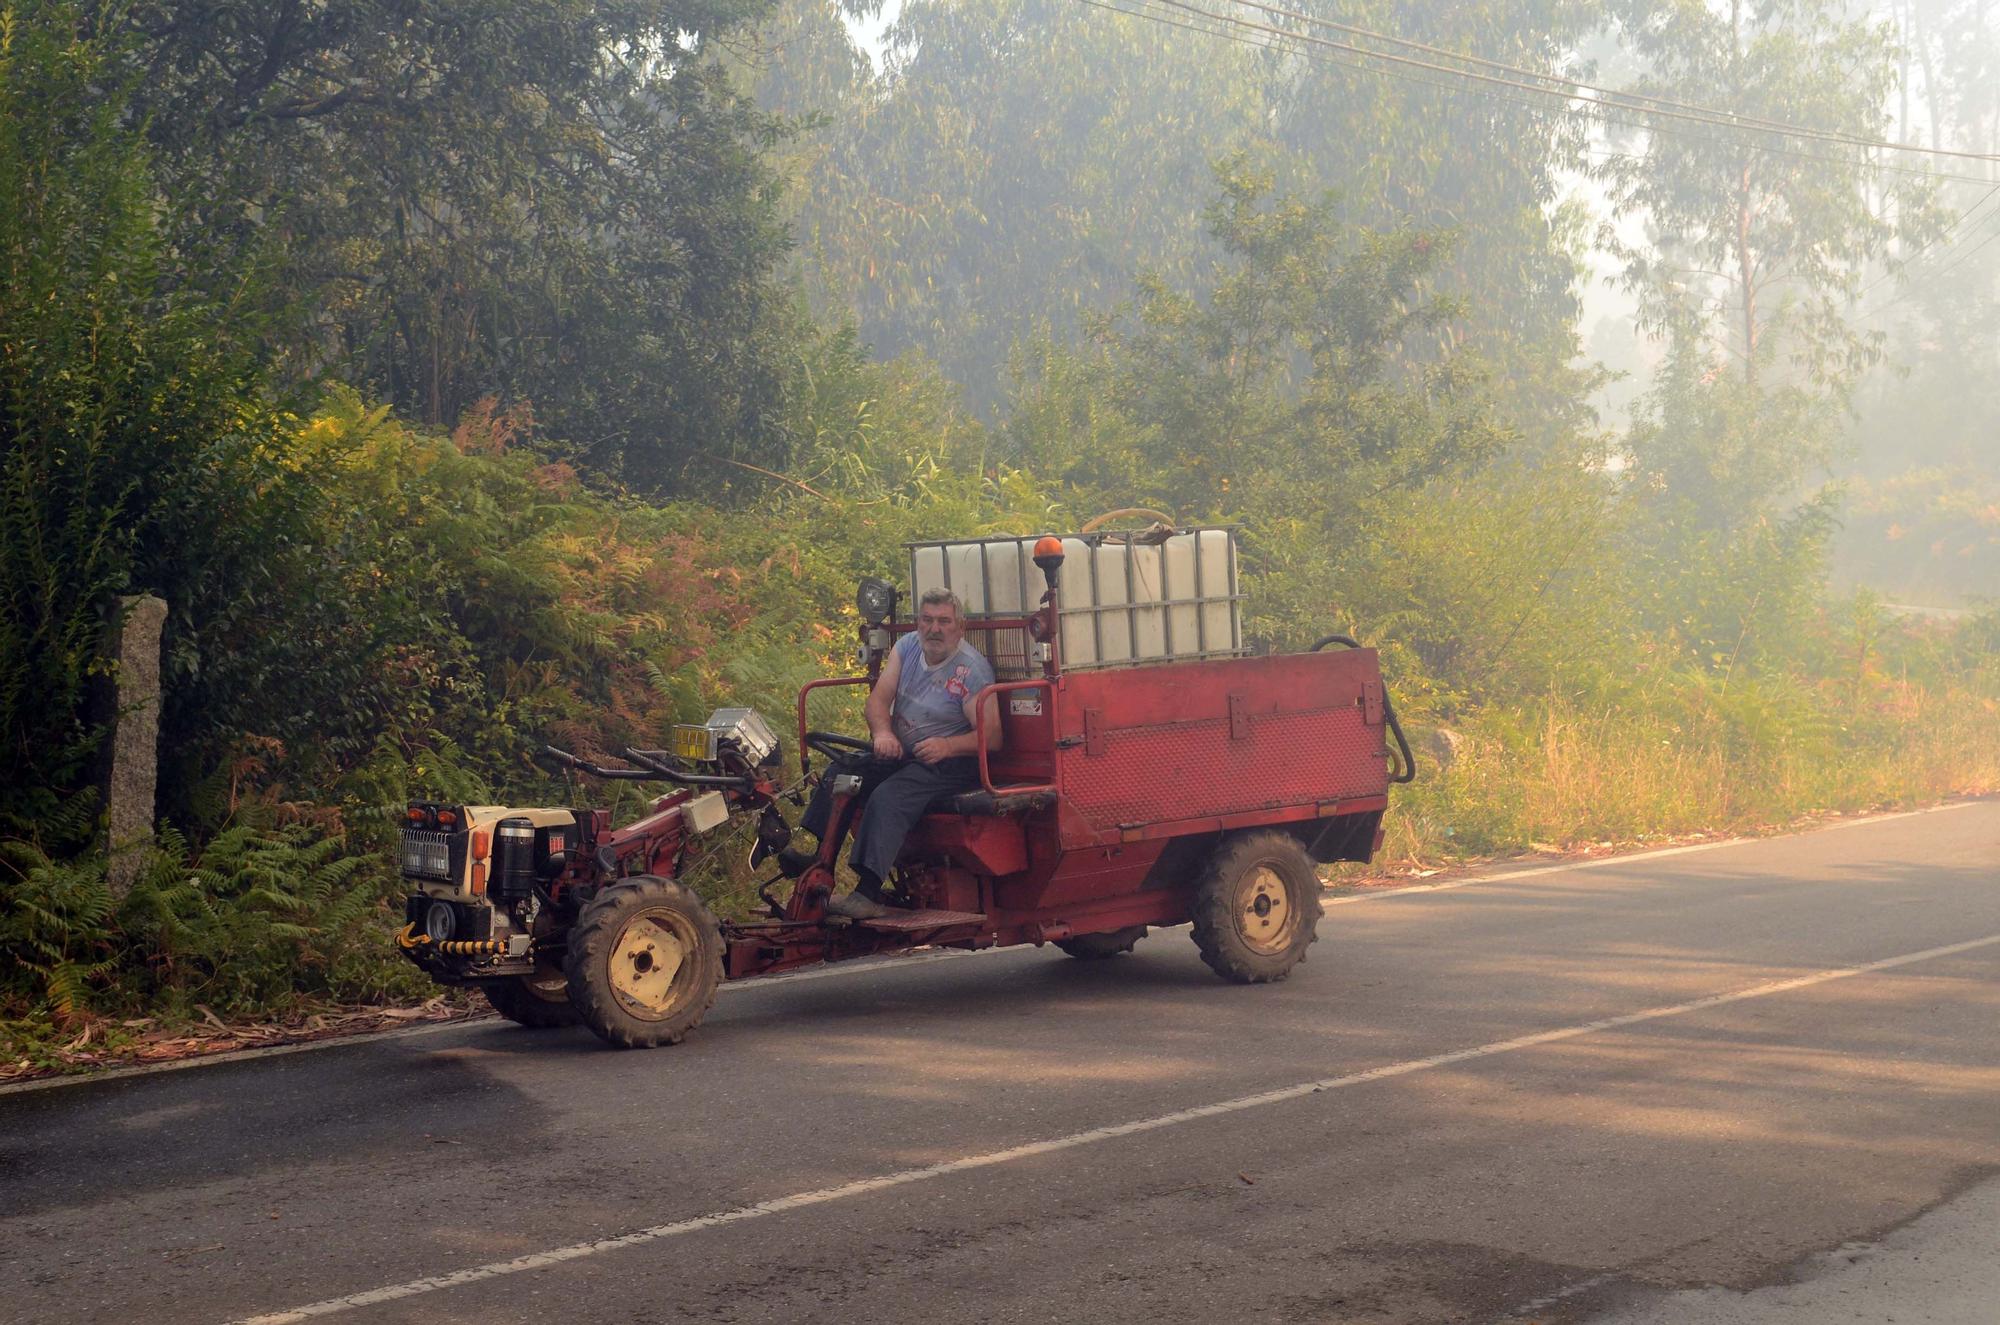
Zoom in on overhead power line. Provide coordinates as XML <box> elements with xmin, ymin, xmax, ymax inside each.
<box><xmin>1850</xmin><ymin>182</ymin><xmax>2000</xmax><ymax>306</ymax></box>
<box><xmin>1216</xmin><ymin>0</ymin><xmax>2000</xmax><ymax>166</ymax></box>
<box><xmin>1135</xmin><ymin>0</ymin><xmax>2000</xmax><ymax>167</ymax></box>
<box><xmin>1857</xmin><ymin>204</ymin><xmax>2000</xmax><ymax>318</ymax></box>
<box><xmin>1076</xmin><ymin>0</ymin><xmax>2000</xmax><ymax>187</ymax></box>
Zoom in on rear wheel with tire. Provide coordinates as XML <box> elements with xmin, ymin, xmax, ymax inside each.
<box><xmin>482</xmin><ymin>968</ymin><xmax>581</xmax><ymax>1028</ymax></box>
<box><xmin>1189</xmin><ymin>831</ymin><xmax>1321</xmax><ymax>984</ymax></box>
<box><xmin>1054</xmin><ymin>925</ymin><xmax>1148</xmax><ymax>959</ymax></box>
<box><xmin>565</xmin><ymin>875</ymin><xmax>723</xmax><ymax>1048</ymax></box>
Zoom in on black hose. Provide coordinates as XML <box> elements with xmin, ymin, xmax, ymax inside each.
<box><xmin>1305</xmin><ymin>636</ymin><xmax>1416</xmax><ymax>783</ymax></box>
<box><xmin>1383</xmin><ymin>694</ymin><xmax>1417</xmax><ymax>784</ymax></box>
<box><xmin>621</xmin><ymin>748</ymin><xmax>753</xmax><ymax>790</ymax></box>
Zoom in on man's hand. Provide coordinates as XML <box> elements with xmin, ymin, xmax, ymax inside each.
<box><xmin>912</xmin><ymin>737</ymin><xmax>956</xmax><ymax>765</ymax></box>
<box><xmin>872</xmin><ymin>730</ymin><xmax>904</xmax><ymax>760</ymax></box>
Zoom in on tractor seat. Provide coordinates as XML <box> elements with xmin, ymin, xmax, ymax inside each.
<box><xmin>930</xmin><ymin>788</ymin><xmax>1056</xmax><ymax>816</ymax></box>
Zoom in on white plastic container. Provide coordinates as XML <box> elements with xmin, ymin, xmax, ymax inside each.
<box><xmin>908</xmin><ymin>529</ymin><xmax>1241</xmax><ymax>673</ymax></box>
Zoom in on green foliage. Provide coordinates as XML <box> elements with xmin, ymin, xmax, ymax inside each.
<box><xmin>109</xmin><ymin>0</ymin><xmax>802</xmax><ymax>495</ymax></box>
<box><xmin>121</xmin><ymin>823</ymin><xmax>421</xmax><ymax>1014</ymax></box>
<box><xmin>752</xmin><ymin>0</ymin><xmax>1598</xmax><ymax>422</ymax></box>
<box><xmin>0</xmin><ymin>821</ymin><xmax>424</xmax><ymax>1022</ymax></box>
<box><xmin>0</xmin><ymin>3</ymin><xmax>286</xmax><ymax>845</ymax></box>
<box><xmin>0</xmin><ymin>840</ymin><xmax>117</xmax><ymax>1020</ymax></box>
<box><xmin>1615</xmin><ymin>338</ymin><xmax>1841</xmax><ymax>673</ymax></box>
<box><xmin>5</xmin><ymin>0</ymin><xmax>1996</xmax><ymax>1059</ymax></box>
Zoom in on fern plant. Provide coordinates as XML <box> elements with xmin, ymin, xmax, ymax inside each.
<box><xmin>0</xmin><ymin>841</ymin><xmax>118</xmax><ymax>1021</ymax></box>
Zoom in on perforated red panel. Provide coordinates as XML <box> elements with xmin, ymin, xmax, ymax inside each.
<box><xmin>1058</xmin><ymin>706</ymin><xmax>1385</xmax><ymax>830</ymax></box>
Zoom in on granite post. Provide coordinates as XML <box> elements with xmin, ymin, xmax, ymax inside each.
<box><xmin>100</xmin><ymin>595</ymin><xmax>167</xmax><ymax>896</ymax></box>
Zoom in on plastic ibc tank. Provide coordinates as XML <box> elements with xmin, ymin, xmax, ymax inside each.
<box><xmin>908</xmin><ymin>528</ymin><xmax>1240</xmax><ymax>671</ymax></box>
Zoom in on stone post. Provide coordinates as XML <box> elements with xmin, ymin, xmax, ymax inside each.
<box><xmin>100</xmin><ymin>595</ymin><xmax>167</xmax><ymax>896</ymax></box>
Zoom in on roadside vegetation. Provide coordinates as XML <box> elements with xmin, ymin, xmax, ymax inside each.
<box><xmin>3</xmin><ymin>0</ymin><xmax>1996</xmax><ymax>1074</ymax></box>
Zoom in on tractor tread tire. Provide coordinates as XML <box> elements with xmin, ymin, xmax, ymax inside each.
<box><xmin>565</xmin><ymin>875</ymin><xmax>723</xmax><ymax>1049</ymax></box>
<box><xmin>1054</xmin><ymin>925</ymin><xmax>1148</xmax><ymax>960</ymax></box>
<box><xmin>482</xmin><ymin>975</ymin><xmax>582</xmax><ymax>1029</ymax></box>
<box><xmin>1189</xmin><ymin>831</ymin><xmax>1321</xmax><ymax>985</ymax></box>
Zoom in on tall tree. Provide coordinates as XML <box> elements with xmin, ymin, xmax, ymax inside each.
<box><xmin>750</xmin><ymin>0</ymin><xmax>1603</xmax><ymax>441</ymax></box>
<box><xmin>102</xmin><ymin>0</ymin><xmax>802</xmax><ymax>494</ymax></box>
<box><xmin>1832</xmin><ymin>0</ymin><xmax>2000</xmax><ymax>602</ymax></box>
<box><xmin>1595</xmin><ymin>1</ymin><xmax>1937</xmax><ymax>659</ymax></box>
<box><xmin>1</xmin><ymin>3</ymin><xmax>289</xmax><ymax>839</ymax></box>
<box><xmin>1596</xmin><ymin>0</ymin><xmax>1936</xmax><ymax>400</ymax></box>
<box><xmin>749</xmin><ymin>0</ymin><xmax>1285</xmax><ymax>413</ymax></box>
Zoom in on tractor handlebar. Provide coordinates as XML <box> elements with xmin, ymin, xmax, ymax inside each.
<box><xmin>540</xmin><ymin>745</ymin><xmax>753</xmax><ymax>791</ymax></box>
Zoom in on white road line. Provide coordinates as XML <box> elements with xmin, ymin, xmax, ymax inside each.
<box><xmin>1322</xmin><ymin>801</ymin><xmax>1981</xmax><ymax>906</ymax></box>
<box><xmin>229</xmin><ymin>929</ymin><xmax>2000</xmax><ymax>1325</ymax></box>
<box><xmin>4</xmin><ymin>799</ymin><xmax>1982</xmax><ymax>1099</ymax></box>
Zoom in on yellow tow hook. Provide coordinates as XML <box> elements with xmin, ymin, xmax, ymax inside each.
<box><xmin>397</xmin><ymin>923</ymin><xmax>505</xmax><ymax>956</ymax></box>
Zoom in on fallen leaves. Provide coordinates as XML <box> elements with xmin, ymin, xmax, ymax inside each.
<box><xmin>0</xmin><ymin>995</ymin><xmax>486</xmax><ymax>1085</ymax></box>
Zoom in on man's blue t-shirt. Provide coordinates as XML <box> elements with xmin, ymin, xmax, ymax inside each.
<box><xmin>889</xmin><ymin>632</ymin><xmax>995</xmax><ymax>751</ymax></box>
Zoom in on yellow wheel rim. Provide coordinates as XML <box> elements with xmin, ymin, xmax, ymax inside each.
<box><xmin>608</xmin><ymin>910</ymin><xmax>697</xmax><ymax>1020</ymax></box>
<box><xmin>1234</xmin><ymin>864</ymin><xmax>1299</xmax><ymax>956</ymax></box>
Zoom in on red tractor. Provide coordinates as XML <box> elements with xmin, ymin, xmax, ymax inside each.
<box><xmin>394</xmin><ymin>531</ymin><xmax>1414</xmax><ymax>1047</ymax></box>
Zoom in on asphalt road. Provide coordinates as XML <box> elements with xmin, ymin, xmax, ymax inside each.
<box><xmin>3</xmin><ymin>801</ymin><xmax>1996</xmax><ymax>1325</ymax></box>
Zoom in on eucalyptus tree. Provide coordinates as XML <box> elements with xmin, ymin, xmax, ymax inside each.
<box><xmin>749</xmin><ymin>0</ymin><xmax>1290</xmax><ymax>412</ymax></box>
<box><xmin>998</xmin><ymin>165</ymin><xmax>1520</xmax><ymax>660</ymax></box>
<box><xmin>1834</xmin><ymin>0</ymin><xmax>2000</xmax><ymax>602</ymax></box>
<box><xmin>1595</xmin><ymin>0</ymin><xmax>1935</xmax><ymax>404</ymax></box>
<box><xmin>1255</xmin><ymin>0</ymin><xmax>1607</xmax><ymax>448</ymax></box>
<box><xmin>1593</xmin><ymin>1</ymin><xmax>1939</xmax><ymax>662</ymax></box>
<box><xmin>753</xmin><ymin>0</ymin><xmax>1606</xmax><ymax>447</ymax></box>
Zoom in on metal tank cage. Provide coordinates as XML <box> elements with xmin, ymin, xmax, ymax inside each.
<box><xmin>905</xmin><ymin>528</ymin><xmax>1247</xmax><ymax>679</ymax></box>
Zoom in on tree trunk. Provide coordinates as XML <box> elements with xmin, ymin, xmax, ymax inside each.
<box><xmin>1731</xmin><ymin>0</ymin><xmax>1757</xmax><ymax>391</ymax></box>
<box><xmin>1739</xmin><ymin>157</ymin><xmax>1756</xmax><ymax>390</ymax></box>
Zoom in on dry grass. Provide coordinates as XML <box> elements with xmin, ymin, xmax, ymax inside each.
<box><xmin>1380</xmin><ymin>681</ymin><xmax>2000</xmax><ymax>867</ymax></box>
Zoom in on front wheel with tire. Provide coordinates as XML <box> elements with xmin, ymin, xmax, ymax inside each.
<box><xmin>565</xmin><ymin>876</ymin><xmax>724</xmax><ymax>1048</ymax></box>
<box><xmin>1189</xmin><ymin>831</ymin><xmax>1321</xmax><ymax>984</ymax></box>
<box><xmin>1055</xmin><ymin>925</ymin><xmax>1148</xmax><ymax>959</ymax></box>
<box><xmin>482</xmin><ymin>969</ymin><xmax>581</xmax><ymax>1029</ymax></box>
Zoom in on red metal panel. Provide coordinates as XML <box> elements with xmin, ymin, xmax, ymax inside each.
<box><xmin>917</xmin><ymin>815</ymin><xmax>1031</xmax><ymax>877</ymax></box>
<box><xmin>1054</xmin><ymin>651</ymin><xmax>1387</xmax><ymax>833</ymax></box>
<box><xmin>993</xmin><ymin>838</ymin><xmax>1167</xmax><ymax>911</ymax></box>
<box><xmin>1103</xmin><ymin>795</ymin><xmax>1389</xmax><ymax>847</ymax></box>
<box><xmin>973</xmin><ymin>678</ymin><xmax>1058</xmax><ymax>794</ymax></box>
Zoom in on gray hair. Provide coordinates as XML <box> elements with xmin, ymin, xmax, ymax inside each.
<box><xmin>917</xmin><ymin>587</ymin><xmax>965</xmax><ymax>619</ymax></box>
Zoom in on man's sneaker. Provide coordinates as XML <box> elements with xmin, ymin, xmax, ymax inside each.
<box><xmin>824</xmin><ymin>890</ymin><xmax>894</xmax><ymax>921</ymax></box>
<box><xmin>775</xmin><ymin>848</ymin><xmax>818</xmax><ymax>878</ymax></box>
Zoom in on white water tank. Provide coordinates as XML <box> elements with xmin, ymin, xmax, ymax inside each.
<box><xmin>907</xmin><ymin>528</ymin><xmax>1243</xmax><ymax>673</ymax></box>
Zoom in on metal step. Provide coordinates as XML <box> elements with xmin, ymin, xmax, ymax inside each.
<box><xmin>853</xmin><ymin>908</ymin><xmax>988</xmax><ymax>933</ymax></box>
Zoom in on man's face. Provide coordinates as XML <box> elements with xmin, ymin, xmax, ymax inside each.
<box><xmin>917</xmin><ymin>601</ymin><xmax>965</xmax><ymax>665</ymax></box>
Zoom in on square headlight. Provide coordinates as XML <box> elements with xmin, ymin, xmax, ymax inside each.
<box><xmin>704</xmin><ymin>707</ymin><xmax>780</xmax><ymax>766</ymax></box>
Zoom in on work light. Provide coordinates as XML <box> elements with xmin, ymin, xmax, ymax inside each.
<box><xmin>856</xmin><ymin>576</ymin><xmax>897</xmax><ymax>625</ymax></box>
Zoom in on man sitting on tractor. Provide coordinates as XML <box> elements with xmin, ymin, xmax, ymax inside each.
<box><xmin>783</xmin><ymin>587</ymin><xmax>1000</xmax><ymax>919</ymax></box>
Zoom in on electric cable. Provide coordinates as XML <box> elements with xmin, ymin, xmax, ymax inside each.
<box><xmin>1857</xmin><ymin>209</ymin><xmax>2000</xmax><ymax>319</ymax></box>
<box><xmin>1140</xmin><ymin>0</ymin><xmax>1997</xmax><ymax>164</ymax></box>
<box><xmin>1074</xmin><ymin>0</ymin><xmax>2000</xmax><ymax>187</ymax></box>
<box><xmin>1849</xmin><ymin>181</ymin><xmax>2000</xmax><ymax>308</ymax></box>
<box><xmin>1214</xmin><ymin>0</ymin><xmax>2000</xmax><ymax>165</ymax></box>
